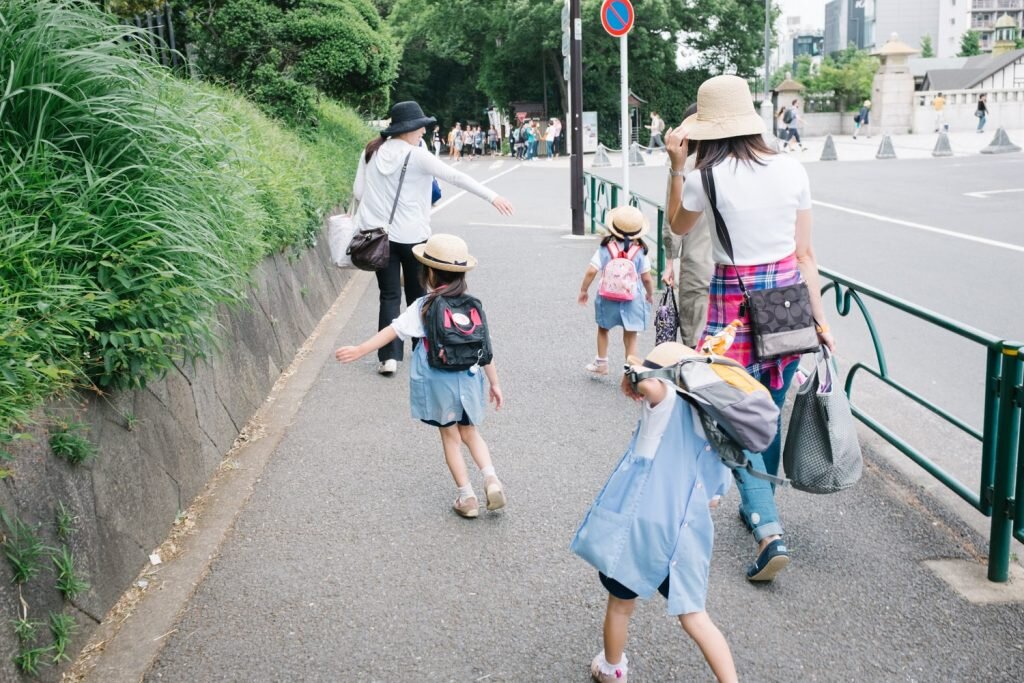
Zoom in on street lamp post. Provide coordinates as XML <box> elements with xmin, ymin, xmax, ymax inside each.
<box><xmin>760</xmin><ymin>0</ymin><xmax>775</xmax><ymax>135</ymax></box>
<box><xmin>570</xmin><ymin>0</ymin><xmax>584</xmax><ymax>235</ymax></box>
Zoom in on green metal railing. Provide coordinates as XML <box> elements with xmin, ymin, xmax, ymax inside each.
<box><xmin>584</xmin><ymin>172</ymin><xmax>1024</xmax><ymax>582</ymax></box>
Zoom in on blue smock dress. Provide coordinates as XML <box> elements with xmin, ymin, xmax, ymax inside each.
<box><xmin>571</xmin><ymin>384</ymin><xmax>732</xmax><ymax>615</ymax></box>
<box><xmin>593</xmin><ymin>241</ymin><xmax>651</xmax><ymax>332</ymax></box>
<box><xmin>393</xmin><ymin>297</ymin><xmax>486</xmax><ymax>427</ymax></box>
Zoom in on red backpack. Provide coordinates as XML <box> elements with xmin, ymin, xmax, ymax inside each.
<box><xmin>598</xmin><ymin>242</ymin><xmax>642</xmax><ymax>302</ymax></box>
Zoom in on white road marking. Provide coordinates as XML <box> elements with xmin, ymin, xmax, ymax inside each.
<box><xmin>488</xmin><ymin>160</ymin><xmax>504</xmax><ymax>170</ymax></box>
<box><xmin>963</xmin><ymin>188</ymin><xmax>1024</xmax><ymax>199</ymax></box>
<box><xmin>469</xmin><ymin>222</ymin><xmax>566</xmax><ymax>231</ymax></box>
<box><xmin>431</xmin><ymin>165</ymin><xmax>519</xmax><ymax>214</ymax></box>
<box><xmin>813</xmin><ymin>200</ymin><xmax>1024</xmax><ymax>254</ymax></box>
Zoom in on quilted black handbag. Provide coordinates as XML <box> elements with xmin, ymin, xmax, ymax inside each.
<box><xmin>701</xmin><ymin>167</ymin><xmax>819</xmax><ymax>360</ymax></box>
<box><xmin>348</xmin><ymin>152</ymin><xmax>411</xmax><ymax>271</ymax></box>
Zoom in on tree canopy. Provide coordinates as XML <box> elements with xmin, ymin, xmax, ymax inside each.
<box><xmin>959</xmin><ymin>30</ymin><xmax>982</xmax><ymax>57</ymax></box>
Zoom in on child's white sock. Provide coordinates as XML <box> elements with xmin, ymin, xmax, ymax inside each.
<box><xmin>457</xmin><ymin>483</ymin><xmax>476</xmax><ymax>502</ymax></box>
<box><xmin>480</xmin><ymin>465</ymin><xmax>496</xmax><ymax>479</ymax></box>
<box><xmin>593</xmin><ymin>357</ymin><xmax>608</xmax><ymax>364</ymax></box>
<box><xmin>598</xmin><ymin>651</ymin><xmax>628</xmax><ymax>676</ymax></box>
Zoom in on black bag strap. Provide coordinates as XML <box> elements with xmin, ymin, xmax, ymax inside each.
<box><xmin>387</xmin><ymin>152</ymin><xmax>413</xmax><ymax>228</ymax></box>
<box><xmin>700</xmin><ymin>166</ymin><xmax>750</xmax><ymax>300</ymax></box>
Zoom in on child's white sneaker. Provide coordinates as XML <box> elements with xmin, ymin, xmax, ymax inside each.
<box><xmin>377</xmin><ymin>359</ymin><xmax>397</xmax><ymax>376</ymax></box>
<box><xmin>585</xmin><ymin>359</ymin><xmax>609</xmax><ymax>375</ymax></box>
<box><xmin>484</xmin><ymin>476</ymin><xmax>506</xmax><ymax>511</ymax></box>
<box><xmin>591</xmin><ymin>651</ymin><xmax>628</xmax><ymax>682</ymax></box>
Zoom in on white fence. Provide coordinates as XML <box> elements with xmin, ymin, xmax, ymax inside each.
<box><xmin>912</xmin><ymin>89</ymin><xmax>1024</xmax><ymax>134</ymax></box>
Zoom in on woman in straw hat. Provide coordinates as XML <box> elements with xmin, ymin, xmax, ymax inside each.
<box><xmin>664</xmin><ymin>75</ymin><xmax>836</xmax><ymax>583</ymax></box>
<box><xmin>354</xmin><ymin>101</ymin><xmax>514</xmax><ymax>377</ymax></box>
<box><xmin>577</xmin><ymin>206</ymin><xmax>656</xmax><ymax>375</ymax></box>
<box><xmin>336</xmin><ymin>234</ymin><xmax>507</xmax><ymax>520</ymax></box>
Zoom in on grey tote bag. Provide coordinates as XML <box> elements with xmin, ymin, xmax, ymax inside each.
<box><xmin>782</xmin><ymin>347</ymin><xmax>863</xmax><ymax>494</ymax></box>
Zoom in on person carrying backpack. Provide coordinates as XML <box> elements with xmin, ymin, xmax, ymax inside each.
<box><xmin>782</xmin><ymin>99</ymin><xmax>806</xmax><ymax>152</ymax></box>
<box><xmin>336</xmin><ymin>234</ymin><xmax>507</xmax><ymax>519</ymax></box>
<box><xmin>577</xmin><ymin>206</ymin><xmax>655</xmax><ymax>375</ymax></box>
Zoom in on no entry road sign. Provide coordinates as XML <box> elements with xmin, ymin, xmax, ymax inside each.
<box><xmin>600</xmin><ymin>0</ymin><xmax>633</xmax><ymax>37</ymax></box>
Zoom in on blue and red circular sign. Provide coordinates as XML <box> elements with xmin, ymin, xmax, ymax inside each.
<box><xmin>600</xmin><ymin>0</ymin><xmax>634</xmax><ymax>37</ymax></box>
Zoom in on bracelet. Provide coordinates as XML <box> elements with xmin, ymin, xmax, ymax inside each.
<box><xmin>815</xmin><ymin>323</ymin><xmax>831</xmax><ymax>334</ymax></box>
<box><xmin>669</xmin><ymin>168</ymin><xmax>685</xmax><ymax>177</ymax></box>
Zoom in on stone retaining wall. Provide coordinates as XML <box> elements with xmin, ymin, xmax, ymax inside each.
<box><xmin>0</xmin><ymin>232</ymin><xmax>352</xmax><ymax>681</ymax></box>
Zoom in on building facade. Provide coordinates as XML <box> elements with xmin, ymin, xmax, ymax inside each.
<box><xmin>969</xmin><ymin>0</ymin><xmax>1024</xmax><ymax>52</ymax></box>
<box><xmin>826</xmin><ymin>1</ymin><xmax>970</xmax><ymax>58</ymax></box>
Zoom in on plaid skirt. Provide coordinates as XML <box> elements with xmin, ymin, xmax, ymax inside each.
<box><xmin>701</xmin><ymin>253</ymin><xmax>801</xmax><ymax>390</ymax></box>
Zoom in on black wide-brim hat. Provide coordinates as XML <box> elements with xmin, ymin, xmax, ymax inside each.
<box><xmin>381</xmin><ymin>101</ymin><xmax>436</xmax><ymax>137</ymax></box>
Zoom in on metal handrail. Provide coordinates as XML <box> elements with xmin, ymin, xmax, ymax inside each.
<box><xmin>582</xmin><ymin>171</ymin><xmax>1024</xmax><ymax>582</ymax></box>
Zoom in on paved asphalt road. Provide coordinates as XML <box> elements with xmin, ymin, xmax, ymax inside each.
<box><xmin>144</xmin><ymin>155</ymin><xmax>1024</xmax><ymax>681</ymax></box>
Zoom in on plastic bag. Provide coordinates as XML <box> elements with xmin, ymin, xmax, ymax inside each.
<box><xmin>328</xmin><ymin>214</ymin><xmax>357</xmax><ymax>268</ymax></box>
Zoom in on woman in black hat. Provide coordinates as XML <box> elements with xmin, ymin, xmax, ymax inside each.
<box><xmin>353</xmin><ymin>101</ymin><xmax>514</xmax><ymax>376</ymax></box>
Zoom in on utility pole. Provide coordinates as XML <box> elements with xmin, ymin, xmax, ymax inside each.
<box><xmin>760</xmin><ymin>0</ymin><xmax>775</xmax><ymax>133</ymax></box>
<box><xmin>570</xmin><ymin>0</ymin><xmax>584</xmax><ymax>235</ymax></box>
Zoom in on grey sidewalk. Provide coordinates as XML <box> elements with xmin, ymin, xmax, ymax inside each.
<box><xmin>137</xmin><ymin>208</ymin><xmax>1024</xmax><ymax>681</ymax></box>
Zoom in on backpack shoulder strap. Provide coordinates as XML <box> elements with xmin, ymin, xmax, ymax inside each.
<box><xmin>624</xmin><ymin>242</ymin><xmax>643</xmax><ymax>260</ymax></box>
<box><xmin>606</xmin><ymin>241</ymin><xmax>621</xmax><ymax>258</ymax></box>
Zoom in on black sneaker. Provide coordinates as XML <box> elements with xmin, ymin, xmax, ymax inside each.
<box><xmin>747</xmin><ymin>539</ymin><xmax>790</xmax><ymax>582</ymax></box>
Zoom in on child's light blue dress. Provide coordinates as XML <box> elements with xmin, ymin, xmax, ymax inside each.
<box><xmin>571</xmin><ymin>384</ymin><xmax>732</xmax><ymax>615</ymax></box>
<box><xmin>392</xmin><ymin>297</ymin><xmax>486</xmax><ymax>426</ymax></box>
<box><xmin>592</xmin><ymin>240</ymin><xmax>651</xmax><ymax>332</ymax></box>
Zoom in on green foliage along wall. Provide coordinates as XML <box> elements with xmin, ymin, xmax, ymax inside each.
<box><xmin>186</xmin><ymin>0</ymin><xmax>400</xmax><ymax>123</ymax></box>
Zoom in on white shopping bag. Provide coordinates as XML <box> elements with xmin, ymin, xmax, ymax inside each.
<box><xmin>327</xmin><ymin>214</ymin><xmax>357</xmax><ymax>268</ymax></box>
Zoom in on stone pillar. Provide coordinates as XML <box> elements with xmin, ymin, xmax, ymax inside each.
<box><xmin>871</xmin><ymin>33</ymin><xmax>918</xmax><ymax>135</ymax></box>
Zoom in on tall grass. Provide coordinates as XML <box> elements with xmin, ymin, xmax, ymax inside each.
<box><xmin>0</xmin><ymin>0</ymin><xmax>369</xmax><ymax>434</ymax></box>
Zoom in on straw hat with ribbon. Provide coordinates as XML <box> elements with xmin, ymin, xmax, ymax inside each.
<box><xmin>677</xmin><ymin>75</ymin><xmax>766</xmax><ymax>141</ymax></box>
<box><xmin>412</xmin><ymin>234</ymin><xmax>477</xmax><ymax>272</ymax></box>
<box><xmin>605</xmin><ymin>205</ymin><xmax>650</xmax><ymax>240</ymax></box>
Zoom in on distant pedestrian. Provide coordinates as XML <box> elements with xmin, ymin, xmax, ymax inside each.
<box><xmin>552</xmin><ymin>117</ymin><xmax>563</xmax><ymax>156</ymax></box>
<box><xmin>474</xmin><ymin>126</ymin><xmax>484</xmax><ymax>157</ymax></box>
<box><xmin>432</xmin><ymin>128</ymin><xmax>441</xmax><ymax>157</ymax></box>
<box><xmin>645</xmin><ymin>111</ymin><xmax>666</xmax><ymax>153</ymax></box>
<box><xmin>351</xmin><ymin>101</ymin><xmax>513</xmax><ymax>376</ymax></box>
<box><xmin>544</xmin><ymin>121</ymin><xmax>556</xmax><ymax>159</ymax></box>
<box><xmin>336</xmin><ymin>234</ymin><xmax>508</xmax><ymax>519</ymax></box>
<box><xmin>782</xmin><ymin>99</ymin><xmax>806</xmax><ymax>151</ymax></box>
<box><xmin>452</xmin><ymin>123</ymin><xmax>463</xmax><ymax>161</ymax></box>
<box><xmin>976</xmin><ymin>94</ymin><xmax>988</xmax><ymax>133</ymax></box>
<box><xmin>577</xmin><ymin>206</ymin><xmax>654</xmax><ymax>375</ymax></box>
<box><xmin>513</xmin><ymin>123</ymin><xmax>526</xmax><ymax>159</ymax></box>
<box><xmin>933</xmin><ymin>92</ymin><xmax>947</xmax><ymax>132</ymax></box>
<box><xmin>571</xmin><ymin>342</ymin><xmax>738</xmax><ymax>683</ymax></box>
<box><xmin>853</xmin><ymin>99</ymin><xmax>871</xmax><ymax>139</ymax></box>
<box><xmin>487</xmin><ymin>125</ymin><xmax>498</xmax><ymax>154</ymax></box>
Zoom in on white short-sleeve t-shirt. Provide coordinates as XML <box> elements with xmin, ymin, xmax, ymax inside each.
<box><xmin>682</xmin><ymin>155</ymin><xmax>811</xmax><ymax>266</ymax></box>
<box><xmin>589</xmin><ymin>245</ymin><xmax>652</xmax><ymax>273</ymax></box>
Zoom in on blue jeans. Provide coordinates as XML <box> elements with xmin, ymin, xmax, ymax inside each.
<box><xmin>526</xmin><ymin>140</ymin><xmax>537</xmax><ymax>159</ymax></box>
<box><xmin>977</xmin><ymin>114</ymin><xmax>986</xmax><ymax>131</ymax></box>
<box><xmin>735</xmin><ymin>362</ymin><xmax>797</xmax><ymax>542</ymax></box>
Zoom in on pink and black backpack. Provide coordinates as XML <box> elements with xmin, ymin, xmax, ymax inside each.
<box><xmin>598</xmin><ymin>241</ymin><xmax>642</xmax><ymax>302</ymax></box>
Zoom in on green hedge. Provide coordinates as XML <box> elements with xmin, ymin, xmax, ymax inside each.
<box><xmin>0</xmin><ymin>0</ymin><xmax>369</xmax><ymax>435</ymax></box>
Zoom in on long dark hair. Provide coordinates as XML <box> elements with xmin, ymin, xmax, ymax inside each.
<box><xmin>694</xmin><ymin>133</ymin><xmax>776</xmax><ymax>170</ymax></box>
<box><xmin>600</xmin><ymin>234</ymin><xmax>649</xmax><ymax>254</ymax></box>
<box><xmin>419</xmin><ymin>266</ymin><xmax>469</xmax><ymax>321</ymax></box>
<box><xmin>364</xmin><ymin>136</ymin><xmax>386</xmax><ymax>163</ymax></box>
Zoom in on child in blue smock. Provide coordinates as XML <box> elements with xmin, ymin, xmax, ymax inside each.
<box><xmin>577</xmin><ymin>206</ymin><xmax>654</xmax><ymax>376</ymax></box>
<box><xmin>336</xmin><ymin>234</ymin><xmax>505</xmax><ymax>519</ymax></box>
<box><xmin>571</xmin><ymin>342</ymin><xmax>737</xmax><ymax>683</ymax></box>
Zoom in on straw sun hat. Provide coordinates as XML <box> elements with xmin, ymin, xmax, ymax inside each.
<box><xmin>604</xmin><ymin>205</ymin><xmax>650</xmax><ymax>240</ymax></box>
<box><xmin>412</xmin><ymin>233</ymin><xmax>477</xmax><ymax>272</ymax></box>
<box><xmin>627</xmin><ymin>341</ymin><xmax>698</xmax><ymax>370</ymax></box>
<box><xmin>678</xmin><ymin>75</ymin><xmax>766</xmax><ymax>141</ymax></box>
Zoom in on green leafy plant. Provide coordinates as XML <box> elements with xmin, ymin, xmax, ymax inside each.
<box><xmin>13</xmin><ymin>617</ymin><xmax>42</xmax><ymax>645</ymax></box>
<box><xmin>52</xmin><ymin>546</ymin><xmax>90</xmax><ymax>600</ymax></box>
<box><xmin>124</xmin><ymin>413</ymin><xmax>139</xmax><ymax>432</ymax></box>
<box><xmin>0</xmin><ymin>510</ymin><xmax>47</xmax><ymax>584</ymax></box>
<box><xmin>13</xmin><ymin>646</ymin><xmax>51</xmax><ymax>676</ymax></box>
<box><xmin>48</xmin><ymin>422</ymin><xmax>97</xmax><ymax>466</ymax></box>
<box><xmin>55</xmin><ymin>502</ymin><xmax>76</xmax><ymax>541</ymax></box>
<box><xmin>49</xmin><ymin>612</ymin><xmax>77</xmax><ymax>664</ymax></box>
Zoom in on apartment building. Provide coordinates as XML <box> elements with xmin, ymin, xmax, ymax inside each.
<box><xmin>969</xmin><ymin>0</ymin><xmax>1024</xmax><ymax>51</ymax></box>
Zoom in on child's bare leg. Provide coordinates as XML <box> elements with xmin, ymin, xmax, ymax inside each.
<box><xmin>622</xmin><ymin>330</ymin><xmax>638</xmax><ymax>360</ymax></box>
<box><xmin>678</xmin><ymin>611</ymin><xmax>737</xmax><ymax>683</ymax></box>
<box><xmin>457</xmin><ymin>424</ymin><xmax>492</xmax><ymax>472</ymax></box>
<box><xmin>603</xmin><ymin>595</ymin><xmax>636</xmax><ymax>666</ymax></box>
<box><xmin>439</xmin><ymin>426</ymin><xmax>469</xmax><ymax>487</ymax></box>
<box><xmin>596</xmin><ymin>327</ymin><xmax>610</xmax><ymax>359</ymax></box>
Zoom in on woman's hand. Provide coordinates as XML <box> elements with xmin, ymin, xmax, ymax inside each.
<box><xmin>578</xmin><ymin>289</ymin><xmax>589</xmax><ymax>305</ymax></box>
<box><xmin>665</xmin><ymin>125</ymin><xmax>689</xmax><ymax>170</ymax></box>
<box><xmin>661</xmin><ymin>268</ymin><xmax>675</xmax><ymax>287</ymax></box>
<box><xmin>621</xmin><ymin>372</ymin><xmax>642</xmax><ymax>401</ymax></box>
<box><xmin>489</xmin><ymin>384</ymin><xmax>504</xmax><ymax>410</ymax></box>
<box><xmin>818</xmin><ymin>330</ymin><xmax>837</xmax><ymax>354</ymax></box>
<box><xmin>492</xmin><ymin>196</ymin><xmax>514</xmax><ymax>215</ymax></box>
<box><xmin>335</xmin><ymin>345</ymin><xmax>364</xmax><ymax>363</ymax></box>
